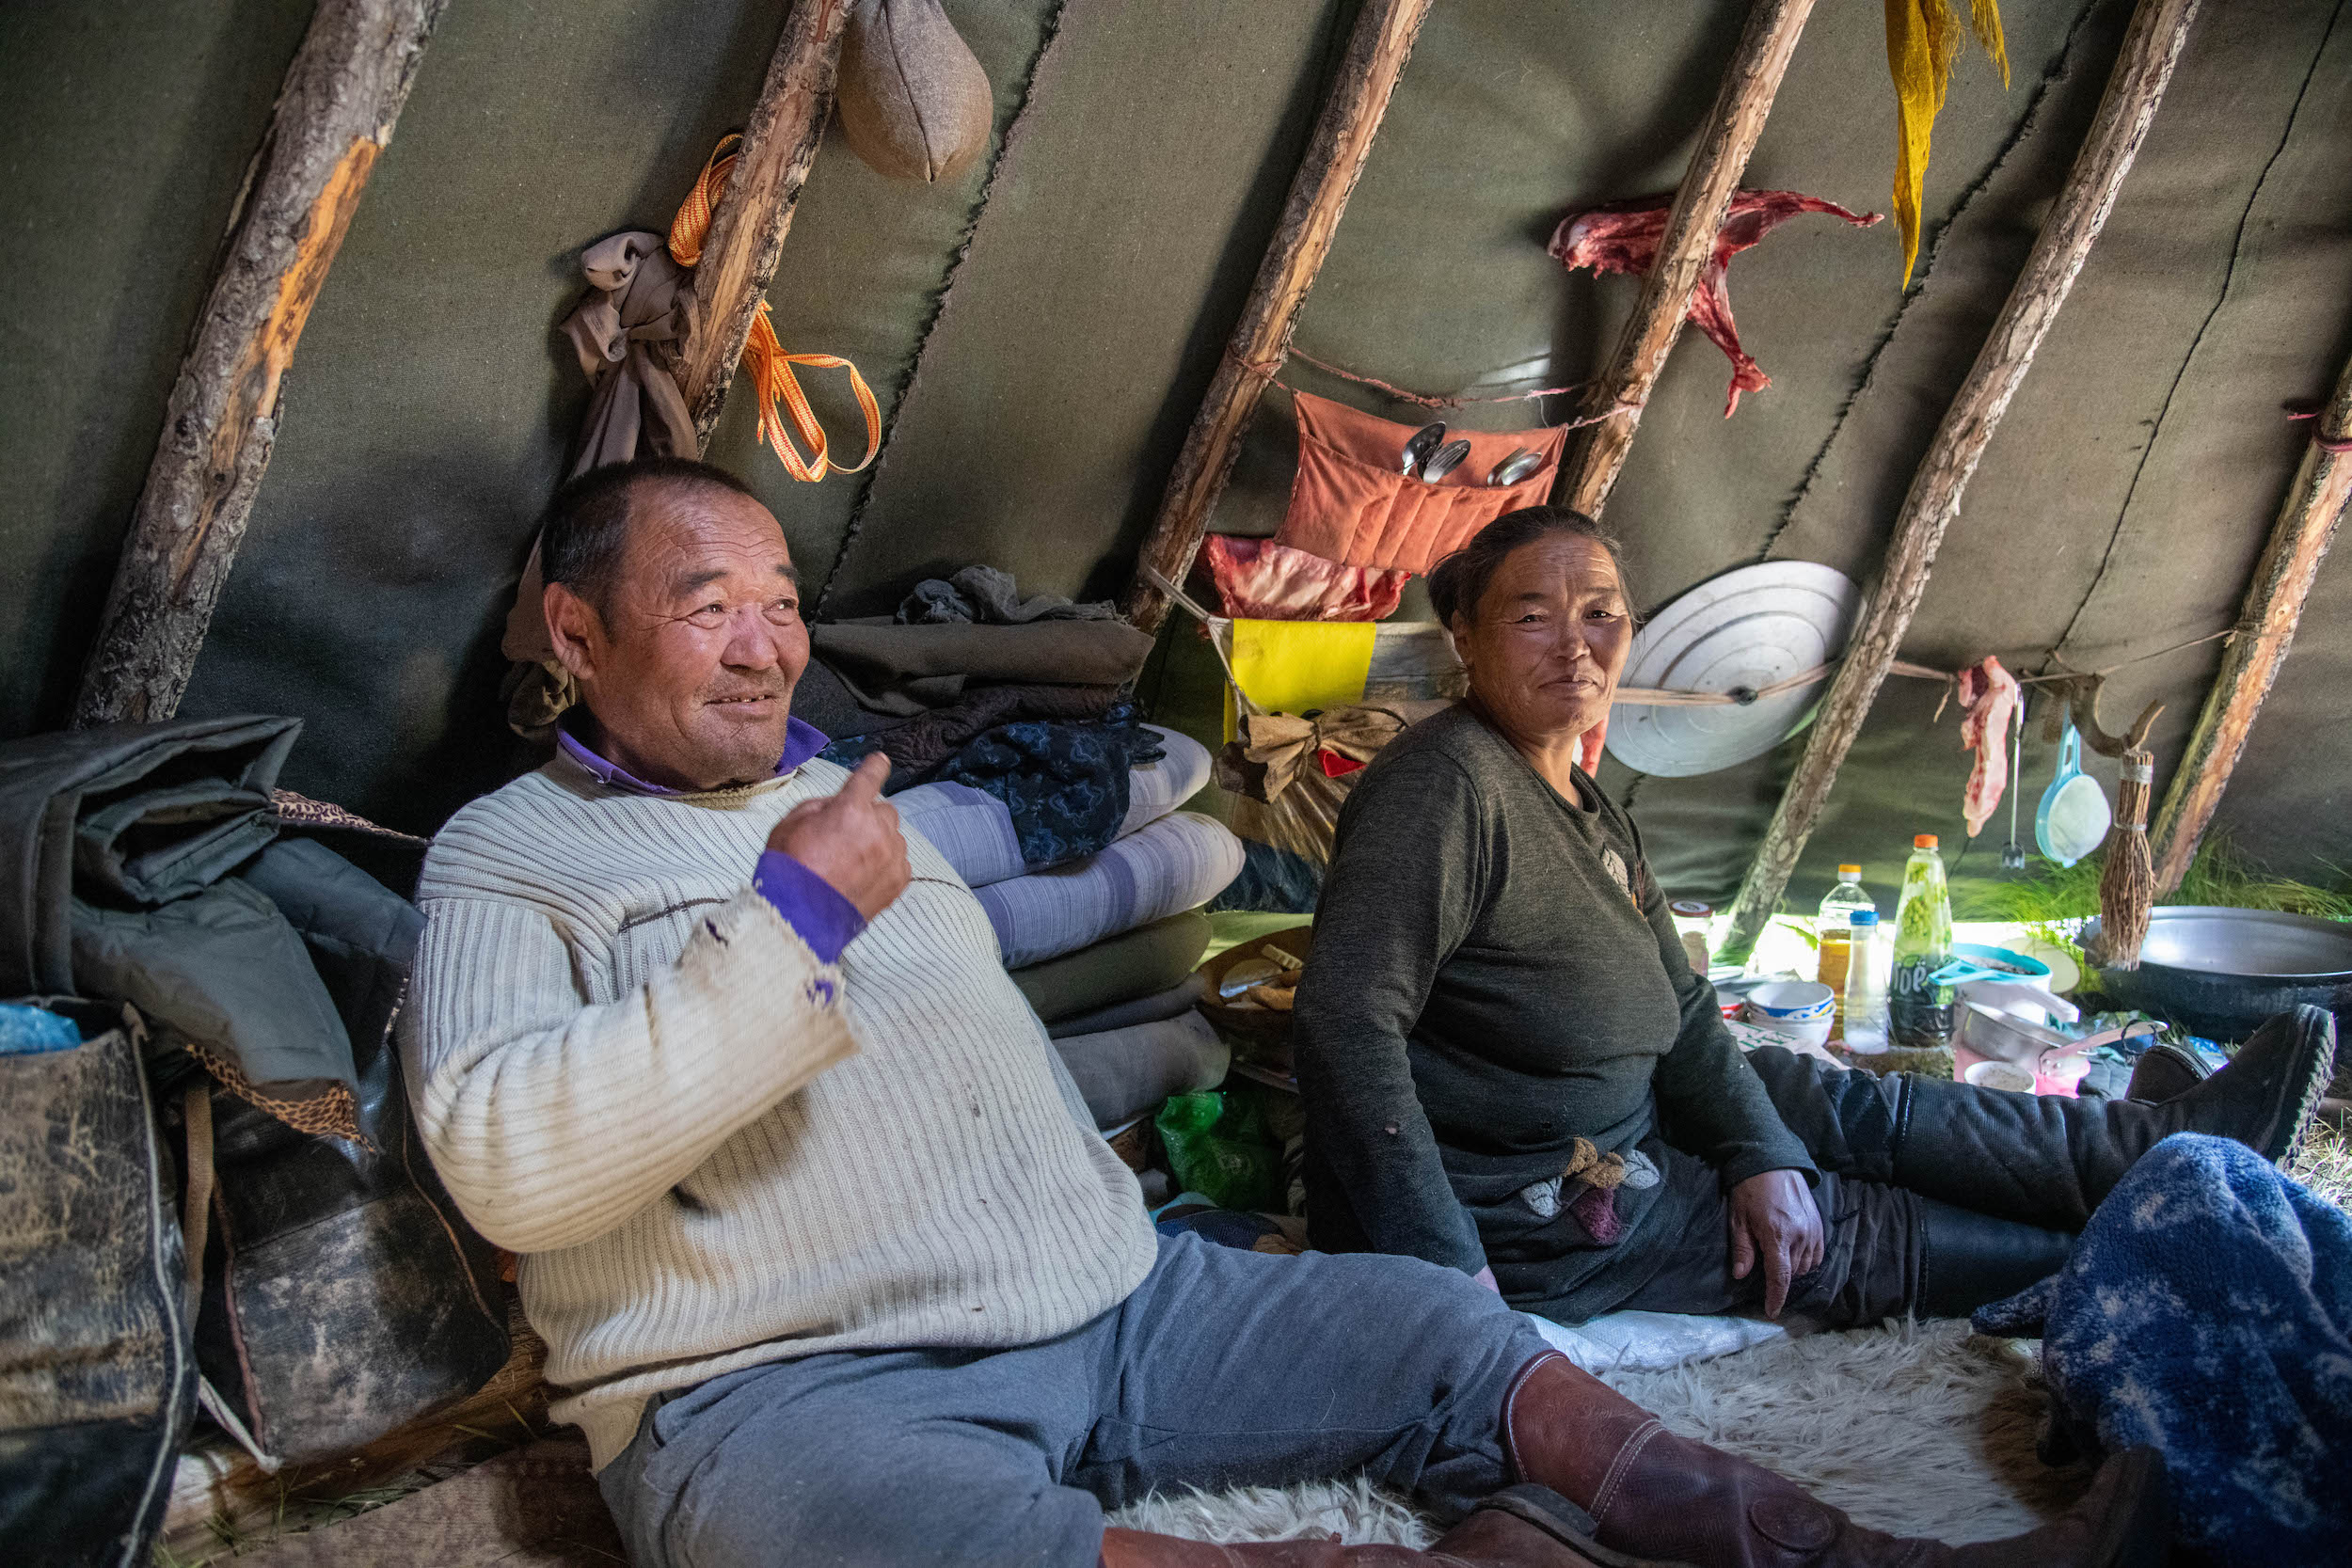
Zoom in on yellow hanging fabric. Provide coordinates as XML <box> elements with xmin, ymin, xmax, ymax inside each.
<box><xmin>1884</xmin><ymin>0</ymin><xmax>2010</xmax><ymax>287</ymax></box>
<box><xmin>1223</xmin><ymin>619</ymin><xmax>1377</xmax><ymax>741</ymax></box>
<box><xmin>669</xmin><ymin>136</ymin><xmax>882</xmax><ymax>481</ymax></box>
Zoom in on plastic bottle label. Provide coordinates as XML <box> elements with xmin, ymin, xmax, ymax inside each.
<box><xmin>1887</xmin><ymin>954</ymin><xmax>1954</xmax><ymax>1045</ymax></box>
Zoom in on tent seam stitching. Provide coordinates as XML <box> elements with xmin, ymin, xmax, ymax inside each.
<box><xmin>2046</xmin><ymin>0</ymin><xmax>2348</xmax><ymax>665</ymax></box>
<box><xmin>1752</xmin><ymin>0</ymin><xmax>2108</xmax><ymax>565</ymax></box>
<box><xmin>816</xmin><ymin>0</ymin><xmax>1076</xmax><ymax>617</ymax></box>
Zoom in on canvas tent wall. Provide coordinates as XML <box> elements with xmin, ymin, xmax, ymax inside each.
<box><xmin>3</xmin><ymin>0</ymin><xmax>2348</xmax><ymax>915</ymax></box>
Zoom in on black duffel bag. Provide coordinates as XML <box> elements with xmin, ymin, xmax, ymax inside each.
<box><xmin>0</xmin><ymin>719</ymin><xmax>508</xmax><ymax>1544</ymax></box>
<box><xmin>0</xmin><ymin>1000</ymin><xmax>196</xmax><ymax>1568</ymax></box>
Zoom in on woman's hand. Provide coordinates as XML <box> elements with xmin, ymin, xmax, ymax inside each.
<box><xmin>1726</xmin><ymin>1170</ymin><xmax>1824</xmax><ymax>1318</ymax></box>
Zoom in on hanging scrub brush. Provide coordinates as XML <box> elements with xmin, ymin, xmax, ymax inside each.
<box><xmin>2098</xmin><ymin>749</ymin><xmax>2156</xmax><ymax>969</ymax></box>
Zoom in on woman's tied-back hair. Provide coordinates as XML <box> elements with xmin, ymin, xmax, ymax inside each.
<box><xmin>1424</xmin><ymin>506</ymin><xmax>1633</xmax><ymax>629</ymax></box>
<box><xmin>540</xmin><ymin>456</ymin><xmax>759</xmax><ymax>620</ymax></box>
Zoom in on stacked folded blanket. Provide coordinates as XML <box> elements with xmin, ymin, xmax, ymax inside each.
<box><xmin>901</xmin><ymin>726</ymin><xmax>1241</xmax><ymax>1132</ymax></box>
<box><xmin>898</xmin><ymin>726</ymin><xmax>1238</xmax><ymax>968</ymax></box>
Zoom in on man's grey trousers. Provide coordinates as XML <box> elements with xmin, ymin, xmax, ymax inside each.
<box><xmin>598</xmin><ymin>1229</ymin><xmax>1550</xmax><ymax>1567</ymax></box>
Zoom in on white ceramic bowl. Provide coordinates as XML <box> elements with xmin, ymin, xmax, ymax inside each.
<box><xmin>1748</xmin><ymin>980</ymin><xmax>1836</xmax><ymax>1022</ymax></box>
<box><xmin>1742</xmin><ymin>1010</ymin><xmax>1834</xmax><ymax>1050</ymax></box>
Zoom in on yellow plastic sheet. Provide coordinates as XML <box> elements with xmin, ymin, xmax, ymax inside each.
<box><xmin>1885</xmin><ymin>0</ymin><xmax>2010</xmax><ymax>287</ymax></box>
<box><xmin>1223</xmin><ymin>618</ymin><xmax>1376</xmax><ymax>741</ymax></box>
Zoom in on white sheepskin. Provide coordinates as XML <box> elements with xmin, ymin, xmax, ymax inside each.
<box><xmin>1108</xmin><ymin>1319</ymin><xmax>2087</xmax><ymax>1548</ymax></box>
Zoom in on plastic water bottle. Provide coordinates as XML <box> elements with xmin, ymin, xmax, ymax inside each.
<box><xmin>1841</xmin><ymin>911</ymin><xmax>1889</xmax><ymax>1054</ymax></box>
<box><xmin>1888</xmin><ymin>834</ymin><xmax>1956</xmax><ymax>1048</ymax></box>
<box><xmin>1814</xmin><ymin>863</ymin><xmax>1875</xmax><ymax>1025</ymax></box>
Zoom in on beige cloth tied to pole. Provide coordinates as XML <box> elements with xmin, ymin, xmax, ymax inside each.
<box><xmin>1223</xmin><ymin>705</ymin><xmax>1420</xmax><ymax>805</ymax></box>
<box><xmin>501</xmin><ymin>231</ymin><xmax>702</xmax><ymax>736</ymax></box>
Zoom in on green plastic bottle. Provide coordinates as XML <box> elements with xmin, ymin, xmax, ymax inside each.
<box><xmin>1888</xmin><ymin>833</ymin><xmax>1955</xmax><ymax>1048</ymax></box>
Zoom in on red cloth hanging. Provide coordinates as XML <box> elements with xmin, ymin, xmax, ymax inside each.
<box><xmin>1203</xmin><ymin>535</ymin><xmax>1414</xmax><ymax>622</ymax></box>
<box><xmin>1548</xmin><ymin>189</ymin><xmax>1883</xmax><ymax>417</ymax></box>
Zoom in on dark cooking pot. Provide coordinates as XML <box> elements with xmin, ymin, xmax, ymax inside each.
<box><xmin>2086</xmin><ymin>905</ymin><xmax>2352</xmax><ymax>1042</ymax></box>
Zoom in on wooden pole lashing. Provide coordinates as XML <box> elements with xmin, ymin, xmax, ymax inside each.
<box><xmin>2147</xmin><ymin>348</ymin><xmax>2352</xmax><ymax>892</ymax></box>
<box><xmin>675</xmin><ymin>0</ymin><xmax>853</xmax><ymax>445</ymax></box>
<box><xmin>1552</xmin><ymin>0</ymin><xmax>1820</xmax><ymax>519</ymax></box>
<box><xmin>72</xmin><ymin>0</ymin><xmax>447</xmax><ymax>729</ymax></box>
<box><xmin>1720</xmin><ymin>0</ymin><xmax>2204</xmax><ymax>961</ymax></box>
<box><xmin>1120</xmin><ymin>0</ymin><xmax>1435</xmax><ymax>636</ymax></box>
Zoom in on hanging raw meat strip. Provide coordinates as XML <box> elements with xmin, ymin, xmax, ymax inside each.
<box><xmin>1548</xmin><ymin>190</ymin><xmax>1883</xmax><ymax>417</ymax></box>
<box><xmin>1202</xmin><ymin>536</ymin><xmax>1412</xmax><ymax>623</ymax></box>
<box><xmin>1956</xmin><ymin>655</ymin><xmax>2021</xmax><ymax>838</ymax></box>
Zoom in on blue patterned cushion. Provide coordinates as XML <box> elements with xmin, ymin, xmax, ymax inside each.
<box><xmin>898</xmin><ymin>727</ymin><xmax>1215</xmax><ymax>892</ymax></box>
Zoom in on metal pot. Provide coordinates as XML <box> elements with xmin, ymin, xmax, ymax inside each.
<box><xmin>1953</xmin><ymin>1001</ymin><xmax>2073</xmax><ymax>1069</ymax></box>
<box><xmin>2087</xmin><ymin>906</ymin><xmax>2352</xmax><ymax>1042</ymax></box>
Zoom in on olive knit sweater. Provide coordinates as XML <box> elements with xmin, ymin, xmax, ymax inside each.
<box><xmin>1294</xmin><ymin>705</ymin><xmax>1814</xmax><ymax>1297</ymax></box>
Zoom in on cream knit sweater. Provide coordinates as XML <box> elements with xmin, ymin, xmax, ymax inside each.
<box><xmin>400</xmin><ymin>751</ymin><xmax>1161</xmax><ymax>1468</ymax></box>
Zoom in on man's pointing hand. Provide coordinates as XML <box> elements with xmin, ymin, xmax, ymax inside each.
<box><xmin>769</xmin><ymin>752</ymin><xmax>911</xmax><ymax>921</ymax></box>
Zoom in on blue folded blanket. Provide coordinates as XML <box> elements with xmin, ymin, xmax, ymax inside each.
<box><xmin>895</xmin><ymin>726</ymin><xmax>1211</xmax><ymax>890</ymax></box>
<box><xmin>1974</xmin><ymin>1132</ymin><xmax>2352</xmax><ymax>1568</ymax></box>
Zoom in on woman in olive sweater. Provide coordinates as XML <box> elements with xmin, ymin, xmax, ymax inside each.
<box><xmin>1293</xmin><ymin>507</ymin><xmax>2333</xmax><ymax>1327</ymax></box>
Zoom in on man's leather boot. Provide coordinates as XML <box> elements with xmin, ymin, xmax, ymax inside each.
<box><xmin>1099</xmin><ymin>1483</ymin><xmax>1680</xmax><ymax>1568</ymax></box>
<box><xmin>1501</xmin><ymin>1352</ymin><xmax>2170</xmax><ymax>1568</ymax></box>
<box><xmin>1888</xmin><ymin>1005</ymin><xmax>2334</xmax><ymax>1230</ymax></box>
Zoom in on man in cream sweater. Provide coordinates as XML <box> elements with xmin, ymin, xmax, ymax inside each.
<box><xmin>404</xmin><ymin>458</ymin><xmax>2164</xmax><ymax>1568</ymax></box>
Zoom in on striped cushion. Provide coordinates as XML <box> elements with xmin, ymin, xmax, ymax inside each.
<box><xmin>1052</xmin><ymin>1012</ymin><xmax>1229</xmax><ymax>1130</ymax></box>
<box><xmin>894</xmin><ymin>781</ymin><xmax>1026</xmax><ymax>889</ymax></box>
<box><xmin>974</xmin><ymin>812</ymin><xmax>1243</xmax><ymax>969</ymax></box>
<box><xmin>1120</xmin><ymin>725</ymin><xmax>1211</xmax><ymax>838</ymax></box>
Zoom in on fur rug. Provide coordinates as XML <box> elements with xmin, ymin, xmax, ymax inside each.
<box><xmin>1106</xmin><ymin>1319</ymin><xmax>2087</xmax><ymax>1547</ymax></box>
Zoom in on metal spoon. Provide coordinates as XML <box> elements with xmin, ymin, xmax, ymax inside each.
<box><xmin>1419</xmin><ymin>438</ymin><xmax>1472</xmax><ymax>483</ymax></box>
<box><xmin>1401</xmin><ymin>421</ymin><xmax>1447</xmax><ymax>477</ymax></box>
<box><xmin>2001</xmin><ymin>701</ymin><xmax>2027</xmax><ymax>870</ymax></box>
<box><xmin>1487</xmin><ymin>448</ymin><xmax>1542</xmax><ymax>487</ymax></box>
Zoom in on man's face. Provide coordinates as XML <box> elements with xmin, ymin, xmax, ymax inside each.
<box><xmin>548</xmin><ymin>483</ymin><xmax>809</xmax><ymax>792</ymax></box>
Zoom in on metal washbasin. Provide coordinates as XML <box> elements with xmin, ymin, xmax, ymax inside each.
<box><xmin>2086</xmin><ymin>906</ymin><xmax>2352</xmax><ymax>1042</ymax></box>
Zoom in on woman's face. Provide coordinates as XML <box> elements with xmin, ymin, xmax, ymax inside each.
<box><xmin>1451</xmin><ymin>533</ymin><xmax>1634</xmax><ymax>743</ymax></box>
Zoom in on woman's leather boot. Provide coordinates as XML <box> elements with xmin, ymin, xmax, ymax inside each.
<box><xmin>1888</xmin><ymin>1005</ymin><xmax>2334</xmax><ymax>1230</ymax></box>
<box><xmin>2122</xmin><ymin>1039</ymin><xmax>2209</xmax><ymax>1102</ymax></box>
<box><xmin>1501</xmin><ymin>1352</ymin><xmax>2169</xmax><ymax>1568</ymax></box>
<box><xmin>1915</xmin><ymin>1196</ymin><xmax>2075</xmax><ymax>1318</ymax></box>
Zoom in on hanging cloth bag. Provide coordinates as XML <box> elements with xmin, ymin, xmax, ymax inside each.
<box><xmin>1273</xmin><ymin>390</ymin><xmax>1565</xmax><ymax>574</ymax></box>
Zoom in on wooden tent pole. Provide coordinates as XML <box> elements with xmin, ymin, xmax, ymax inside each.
<box><xmin>677</xmin><ymin>0</ymin><xmax>852</xmax><ymax>444</ymax></box>
<box><xmin>1121</xmin><ymin>0</ymin><xmax>1435</xmax><ymax>636</ymax></box>
<box><xmin>1553</xmin><ymin>0</ymin><xmax>1819</xmax><ymax>519</ymax></box>
<box><xmin>1720</xmin><ymin>0</ymin><xmax>2203</xmax><ymax>961</ymax></box>
<box><xmin>71</xmin><ymin>0</ymin><xmax>447</xmax><ymax>729</ymax></box>
<box><xmin>2147</xmin><ymin>350</ymin><xmax>2352</xmax><ymax>892</ymax></box>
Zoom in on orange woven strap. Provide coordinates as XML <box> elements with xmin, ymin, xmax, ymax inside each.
<box><xmin>670</xmin><ymin>136</ymin><xmax>881</xmax><ymax>482</ymax></box>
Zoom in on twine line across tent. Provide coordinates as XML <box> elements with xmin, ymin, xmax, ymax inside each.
<box><xmin>2285</xmin><ymin>403</ymin><xmax>2352</xmax><ymax>453</ymax></box>
<box><xmin>1234</xmin><ymin>343</ymin><xmax>1639</xmax><ymax>428</ymax></box>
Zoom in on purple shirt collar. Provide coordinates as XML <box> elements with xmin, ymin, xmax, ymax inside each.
<box><xmin>558</xmin><ymin>715</ymin><xmax>830</xmax><ymax>797</ymax></box>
